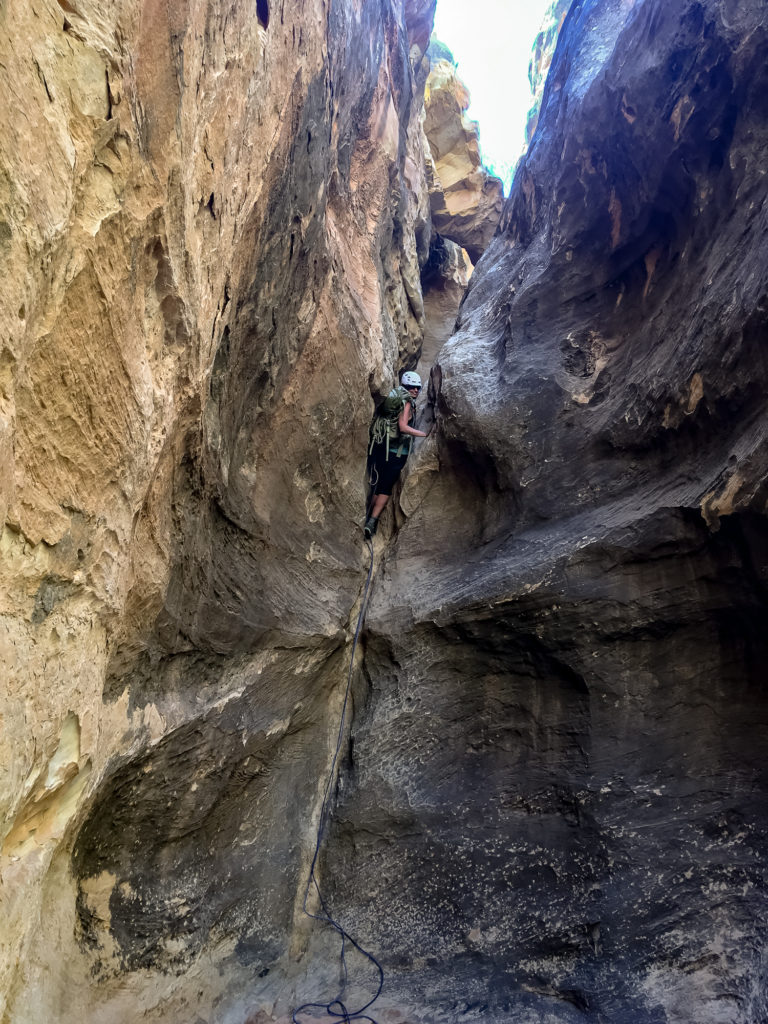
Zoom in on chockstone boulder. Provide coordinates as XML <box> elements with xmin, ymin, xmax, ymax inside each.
<box><xmin>1</xmin><ymin>1</ymin><xmax>767</xmax><ymax>1023</ymax></box>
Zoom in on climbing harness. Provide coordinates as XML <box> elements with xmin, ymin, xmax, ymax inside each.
<box><xmin>293</xmin><ymin>538</ymin><xmax>384</xmax><ymax>1024</ymax></box>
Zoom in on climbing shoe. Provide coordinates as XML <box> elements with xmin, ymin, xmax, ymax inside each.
<box><xmin>363</xmin><ymin>516</ymin><xmax>378</xmax><ymax>539</ymax></box>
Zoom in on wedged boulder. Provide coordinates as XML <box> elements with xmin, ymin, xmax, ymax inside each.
<box><xmin>327</xmin><ymin>0</ymin><xmax>768</xmax><ymax>1020</ymax></box>
<box><xmin>418</xmin><ymin>233</ymin><xmax>472</xmax><ymax>376</ymax></box>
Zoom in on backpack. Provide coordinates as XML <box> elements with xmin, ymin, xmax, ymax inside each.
<box><xmin>369</xmin><ymin>385</ymin><xmax>416</xmax><ymax>460</ymax></box>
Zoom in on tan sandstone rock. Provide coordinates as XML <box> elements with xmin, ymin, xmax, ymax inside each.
<box><xmin>422</xmin><ymin>57</ymin><xmax>503</xmax><ymax>263</ymax></box>
<box><xmin>0</xmin><ymin>0</ymin><xmax>435</xmax><ymax>1020</ymax></box>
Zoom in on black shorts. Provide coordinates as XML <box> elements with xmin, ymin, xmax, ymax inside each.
<box><xmin>367</xmin><ymin>443</ymin><xmax>408</xmax><ymax>496</ymax></box>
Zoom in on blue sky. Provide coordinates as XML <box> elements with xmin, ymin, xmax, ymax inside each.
<box><xmin>432</xmin><ymin>0</ymin><xmax>555</xmax><ymax>191</ymax></box>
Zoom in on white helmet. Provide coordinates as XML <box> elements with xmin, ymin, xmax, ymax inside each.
<box><xmin>401</xmin><ymin>370</ymin><xmax>422</xmax><ymax>389</ymax></box>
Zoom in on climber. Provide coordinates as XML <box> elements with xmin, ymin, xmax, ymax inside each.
<box><xmin>364</xmin><ymin>370</ymin><xmax>428</xmax><ymax>539</ymax></box>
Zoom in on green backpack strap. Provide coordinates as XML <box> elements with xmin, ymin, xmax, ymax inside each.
<box><xmin>391</xmin><ymin>386</ymin><xmax>416</xmax><ymax>458</ymax></box>
<box><xmin>369</xmin><ymin>385</ymin><xmax>416</xmax><ymax>460</ymax></box>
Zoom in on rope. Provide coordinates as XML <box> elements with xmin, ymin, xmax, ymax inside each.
<box><xmin>366</xmin><ymin>463</ymin><xmax>380</xmax><ymax>518</ymax></box>
<box><xmin>293</xmin><ymin>538</ymin><xmax>383</xmax><ymax>1024</ymax></box>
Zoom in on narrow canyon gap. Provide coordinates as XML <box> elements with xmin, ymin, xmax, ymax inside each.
<box><xmin>1</xmin><ymin>1</ymin><xmax>767</xmax><ymax>1023</ymax></box>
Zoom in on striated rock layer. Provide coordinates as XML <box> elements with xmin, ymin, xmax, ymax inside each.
<box><xmin>0</xmin><ymin>0</ymin><xmax>436</xmax><ymax>1020</ymax></box>
<box><xmin>329</xmin><ymin>0</ymin><xmax>768</xmax><ymax>1021</ymax></box>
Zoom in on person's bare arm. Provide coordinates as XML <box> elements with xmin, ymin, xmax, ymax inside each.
<box><xmin>398</xmin><ymin>402</ymin><xmax>427</xmax><ymax>438</ymax></box>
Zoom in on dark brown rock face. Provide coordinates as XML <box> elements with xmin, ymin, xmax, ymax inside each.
<box><xmin>326</xmin><ymin>0</ymin><xmax>768</xmax><ymax>1021</ymax></box>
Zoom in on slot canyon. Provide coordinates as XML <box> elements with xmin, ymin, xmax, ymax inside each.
<box><xmin>1</xmin><ymin>0</ymin><xmax>766</xmax><ymax>1021</ymax></box>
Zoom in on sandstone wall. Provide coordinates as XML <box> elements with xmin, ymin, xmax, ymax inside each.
<box><xmin>0</xmin><ymin>0</ymin><xmax>435</xmax><ymax>1020</ymax></box>
<box><xmin>525</xmin><ymin>0</ymin><xmax>575</xmax><ymax>148</ymax></box>
<box><xmin>422</xmin><ymin>57</ymin><xmax>504</xmax><ymax>264</ymax></box>
<box><xmin>329</xmin><ymin>0</ymin><xmax>768</xmax><ymax>1021</ymax></box>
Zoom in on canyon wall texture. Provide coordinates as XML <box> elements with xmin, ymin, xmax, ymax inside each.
<box><xmin>526</xmin><ymin>0</ymin><xmax>574</xmax><ymax>148</ymax></box>
<box><xmin>331</xmin><ymin>0</ymin><xmax>768</xmax><ymax>1021</ymax></box>
<box><xmin>2</xmin><ymin>0</ymin><xmax>767</xmax><ymax>1023</ymax></box>
<box><xmin>1</xmin><ymin>0</ymin><xmax>436</xmax><ymax>1020</ymax></box>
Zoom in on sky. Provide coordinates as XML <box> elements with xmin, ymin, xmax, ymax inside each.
<box><xmin>432</xmin><ymin>0</ymin><xmax>555</xmax><ymax>192</ymax></box>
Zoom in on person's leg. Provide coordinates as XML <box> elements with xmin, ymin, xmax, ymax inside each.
<box><xmin>364</xmin><ymin>493</ymin><xmax>385</xmax><ymax>537</ymax></box>
<box><xmin>370</xmin><ymin>492</ymin><xmax>389</xmax><ymax>517</ymax></box>
<box><xmin>365</xmin><ymin>446</ymin><xmax>391</xmax><ymax>534</ymax></box>
<box><xmin>364</xmin><ymin>453</ymin><xmax>407</xmax><ymax>537</ymax></box>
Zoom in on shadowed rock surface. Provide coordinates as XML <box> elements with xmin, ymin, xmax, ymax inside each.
<box><xmin>326</xmin><ymin>0</ymin><xmax>768</xmax><ymax>1021</ymax></box>
<box><xmin>1</xmin><ymin>0</ymin><xmax>768</xmax><ymax>1022</ymax></box>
